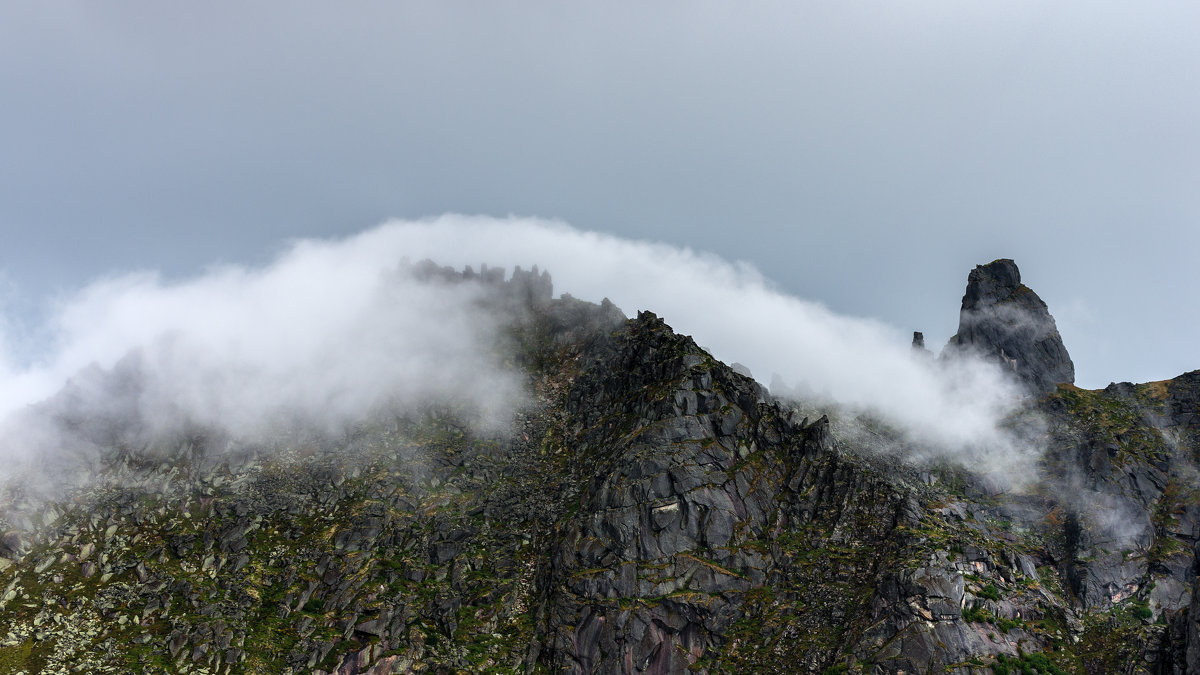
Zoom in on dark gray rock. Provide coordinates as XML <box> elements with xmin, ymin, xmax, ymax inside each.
<box><xmin>536</xmin><ymin>311</ymin><xmax>922</xmax><ymax>673</ymax></box>
<box><xmin>0</xmin><ymin>531</ymin><xmax>23</xmax><ymax>558</ymax></box>
<box><xmin>1187</xmin><ymin>542</ymin><xmax>1200</xmax><ymax>674</ymax></box>
<box><xmin>945</xmin><ymin>258</ymin><xmax>1074</xmax><ymax>394</ymax></box>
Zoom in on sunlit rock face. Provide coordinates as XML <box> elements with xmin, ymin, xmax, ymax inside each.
<box><xmin>946</xmin><ymin>258</ymin><xmax>1075</xmax><ymax>395</ymax></box>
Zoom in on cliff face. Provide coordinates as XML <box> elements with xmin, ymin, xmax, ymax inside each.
<box><xmin>540</xmin><ymin>312</ymin><xmax>914</xmax><ymax>673</ymax></box>
<box><xmin>0</xmin><ymin>262</ymin><xmax>1196</xmax><ymax>674</ymax></box>
<box><xmin>946</xmin><ymin>259</ymin><xmax>1075</xmax><ymax>394</ymax></box>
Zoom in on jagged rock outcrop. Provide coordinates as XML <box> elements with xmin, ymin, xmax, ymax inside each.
<box><xmin>536</xmin><ymin>312</ymin><xmax>916</xmax><ymax>673</ymax></box>
<box><xmin>406</xmin><ymin>258</ymin><xmax>554</xmax><ymax>307</ymax></box>
<box><xmin>911</xmin><ymin>331</ymin><xmax>932</xmax><ymax>360</ymax></box>
<box><xmin>945</xmin><ymin>258</ymin><xmax>1075</xmax><ymax>394</ymax></box>
<box><xmin>1034</xmin><ymin>370</ymin><xmax>1200</xmax><ymax>673</ymax></box>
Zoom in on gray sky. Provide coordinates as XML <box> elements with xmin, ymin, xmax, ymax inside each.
<box><xmin>0</xmin><ymin>2</ymin><xmax>1196</xmax><ymax>388</ymax></box>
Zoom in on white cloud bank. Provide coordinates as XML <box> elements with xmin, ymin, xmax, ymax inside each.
<box><xmin>0</xmin><ymin>215</ymin><xmax>1032</xmax><ymax>477</ymax></box>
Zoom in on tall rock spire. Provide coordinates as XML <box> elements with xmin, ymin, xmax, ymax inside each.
<box><xmin>945</xmin><ymin>259</ymin><xmax>1074</xmax><ymax>394</ymax></box>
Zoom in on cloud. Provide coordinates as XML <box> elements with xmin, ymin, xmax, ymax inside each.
<box><xmin>0</xmin><ymin>215</ymin><xmax>1034</xmax><ymax>483</ymax></box>
<box><xmin>0</xmin><ymin>238</ymin><xmax>529</xmax><ymax>476</ymax></box>
<box><xmin>347</xmin><ymin>216</ymin><xmax>1031</xmax><ymax>462</ymax></box>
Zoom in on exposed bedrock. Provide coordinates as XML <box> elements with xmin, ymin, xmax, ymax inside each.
<box><xmin>945</xmin><ymin>258</ymin><xmax>1075</xmax><ymax>394</ymax></box>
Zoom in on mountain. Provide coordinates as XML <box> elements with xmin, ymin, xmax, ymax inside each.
<box><xmin>0</xmin><ymin>260</ymin><xmax>1196</xmax><ymax>674</ymax></box>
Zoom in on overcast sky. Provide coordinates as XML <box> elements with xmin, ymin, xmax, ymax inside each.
<box><xmin>0</xmin><ymin>2</ymin><xmax>1196</xmax><ymax>389</ymax></box>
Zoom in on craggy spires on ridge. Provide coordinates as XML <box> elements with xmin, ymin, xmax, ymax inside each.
<box><xmin>945</xmin><ymin>258</ymin><xmax>1075</xmax><ymax>395</ymax></box>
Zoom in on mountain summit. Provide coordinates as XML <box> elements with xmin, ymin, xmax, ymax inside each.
<box><xmin>946</xmin><ymin>258</ymin><xmax>1075</xmax><ymax>394</ymax></box>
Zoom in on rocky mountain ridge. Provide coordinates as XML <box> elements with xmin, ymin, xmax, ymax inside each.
<box><xmin>0</xmin><ymin>260</ymin><xmax>1196</xmax><ymax>674</ymax></box>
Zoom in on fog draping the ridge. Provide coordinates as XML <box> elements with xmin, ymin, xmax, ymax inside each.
<box><xmin>0</xmin><ymin>234</ymin><xmax>527</xmax><ymax>471</ymax></box>
<box><xmin>0</xmin><ymin>215</ymin><xmax>1034</xmax><ymax>478</ymax></box>
<box><xmin>356</xmin><ymin>216</ymin><xmax>1034</xmax><ymax>470</ymax></box>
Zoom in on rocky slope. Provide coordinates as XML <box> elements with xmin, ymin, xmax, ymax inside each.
<box><xmin>0</xmin><ymin>261</ymin><xmax>1196</xmax><ymax>674</ymax></box>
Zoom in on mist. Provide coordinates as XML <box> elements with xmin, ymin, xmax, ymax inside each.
<box><xmin>0</xmin><ymin>215</ymin><xmax>1033</xmax><ymax>480</ymax></box>
<box><xmin>0</xmin><ymin>241</ymin><xmax>527</xmax><ymax>475</ymax></box>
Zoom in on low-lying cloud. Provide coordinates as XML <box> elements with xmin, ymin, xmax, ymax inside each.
<box><xmin>0</xmin><ymin>241</ymin><xmax>527</xmax><ymax>474</ymax></box>
<box><xmin>0</xmin><ymin>215</ymin><xmax>1033</xmax><ymax>481</ymax></box>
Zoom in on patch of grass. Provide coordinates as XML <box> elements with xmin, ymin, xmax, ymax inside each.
<box><xmin>962</xmin><ymin>606</ymin><xmax>989</xmax><ymax>623</ymax></box>
<box><xmin>992</xmin><ymin>651</ymin><xmax>1067</xmax><ymax>675</ymax></box>
<box><xmin>1130</xmin><ymin>599</ymin><xmax>1152</xmax><ymax>621</ymax></box>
